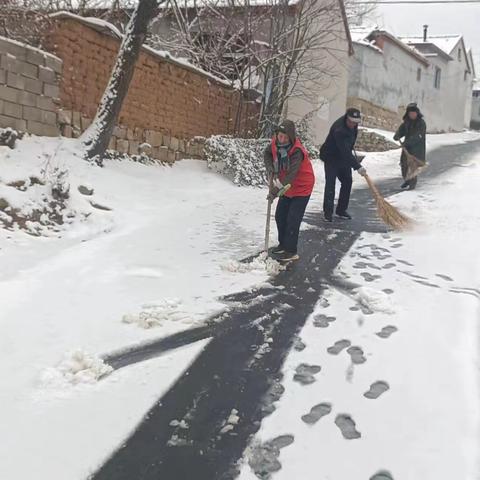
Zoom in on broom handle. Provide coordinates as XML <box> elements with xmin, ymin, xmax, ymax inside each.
<box><xmin>264</xmin><ymin>175</ymin><xmax>273</xmax><ymax>252</ymax></box>
<box><xmin>364</xmin><ymin>174</ymin><xmax>381</xmax><ymax>198</ymax></box>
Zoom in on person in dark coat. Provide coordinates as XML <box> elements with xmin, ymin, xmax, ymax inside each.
<box><xmin>319</xmin><ymin>108</ymin><xmax>367</xmax><ymax>222</ymax></box>
<box><xmin>394</xmin><ymin>102</ymin><xmax>427</xmax><ymax>190</ymax></box>
<box><xmin>264</xmin><ymin>119</ymin><xmax>315</xmax><ymax>262</ymax></box>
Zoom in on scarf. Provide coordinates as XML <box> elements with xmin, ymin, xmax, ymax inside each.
<box><xmin>275</xmin><ymin>141</ymin><xmax>291</xmax><ymax>173</ymax></box>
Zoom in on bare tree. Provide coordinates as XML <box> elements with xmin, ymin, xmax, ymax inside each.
<box><xmin>151</xmin><ymin>0</ymin><xmax>351</xmax><ymax>138</ymax></box>
<box><xmin>344</xmin><ymin>0</ymin><xmax>377</xmax><ymax>26</ymax></box>
<box><xmin>83</xmin><ymin>0</ymin><xmax>162</xmax><ymax>163</ymax></box>
<box><xmin>0</xmin><ymin>0</ymin><xmax>137</xmax><ymax>46</ymax></box>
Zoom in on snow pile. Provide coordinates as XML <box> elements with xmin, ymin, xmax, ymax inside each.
<box><xmin>40</xmin><ymin>350</ymin><xmax>113</xmax><ymax>388</ymax></box>
<box><xmin>205</xmin><ymin>135</ymin><xmax>269</xmax><ymax>187</ymax></box>
<box><xmin>222</xmin><ymin>252</ymin><xmax>285</xmax><ymax>275</ymax></box>
<box><xmin>122</xmin><ymin>298</ymin><xmax>189</xmax><ymax>329</ymax></box>
<box><xmin>0</xmin><ymin>138</ymin><xmax>112</xmax><ymax>237</ymax></box>
<box><xmin>354</xmin><ymin>287</ymin><xmax>396</xmax><ymax>314</ymax></box>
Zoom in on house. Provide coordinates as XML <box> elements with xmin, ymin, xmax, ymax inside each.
<box><xmin>471</xmin><ymin>80</ymin><xmax>480</xmax><ymax>130</ymax></box>
<box><xmin>400</xmin><ymin>30</ymin><xmax>474</xmax><ymax>131</ymax></box>
<box><xmin>348</xmin><ymin>26</ymin><xmax>475</xmax><ymax>133</ymax></box>
<box><xmin>151</xmin><ymin>0</ymin><xmax>354</xmax><ymax>142</ymax></box>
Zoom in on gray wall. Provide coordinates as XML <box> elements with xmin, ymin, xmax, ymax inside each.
<box><xmin>0</xmin><ymin>36</ymin><xmax>62</xmax><ymax>136</ymax></box>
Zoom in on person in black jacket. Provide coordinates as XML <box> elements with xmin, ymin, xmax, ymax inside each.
<box><xmin>394</xmin><ymin>103</ymin><xmax>427</xmax><ymax>190</ymax></box>
<box><xmin>320</xmin><ymin>108</ymin><xmax>367</xmax><ymax>222</ymax></box>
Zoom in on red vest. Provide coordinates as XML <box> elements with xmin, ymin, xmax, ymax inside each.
<box><xmin>271</xmin><ymin>138</ymin><xmax>315</xmax><ymax>198</ymax></box>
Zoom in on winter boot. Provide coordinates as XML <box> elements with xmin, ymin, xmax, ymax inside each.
<box><xmin>270</xmin><ymin>245</ymin><xmax>285</xmax><ymax>255</ymax></box>
<box><xmin>275</xmin><ymin>251</ymin><xmax>300</xmax><ymax>263</ymax></box>
<box><xmin>336</xmin><ymin>211</ymin><xmax>352</xmax><ymax>220</ymax></box>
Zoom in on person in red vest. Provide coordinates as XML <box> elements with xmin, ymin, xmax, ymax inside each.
<box><xmin>264</xmin><ymin>119</ymin><xmax>315</xmax><ymax>262</ymax></box>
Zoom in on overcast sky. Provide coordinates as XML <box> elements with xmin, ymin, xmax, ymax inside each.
<box><xmin>372</xmin><ymin>2</ymin><xmax>480</xmax><ymax>75</ymax></box>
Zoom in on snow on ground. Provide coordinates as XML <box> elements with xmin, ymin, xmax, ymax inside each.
<box><xmin>0</xmin><ymin>135</ymin><xmax>276</xmax><ymax>479</ymax></box>
<box><xmin>2</xmin><ymin>130</ymin><xmax>480</xmax><ymax>479</ymax></box>
<box><xmin>238</xmin><ymin>135</ymin><xmax>480</xmax><ymax>480</ymax></box>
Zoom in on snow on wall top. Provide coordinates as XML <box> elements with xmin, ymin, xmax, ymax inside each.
<box><xmin>0</xmin><ymin>34</ymin><xmax>61</xmax><ymax>63</ymax></box>
<box><xmin>50</xmin><ymin>11</ymin><xmax>232</xmax><ymax>88</ymax></box>
<box><xmin>161</xmin><ymin>0</ymin><xmax>301</xmax><ymax>8</ymax></box>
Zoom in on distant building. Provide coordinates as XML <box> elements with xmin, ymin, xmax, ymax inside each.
<box><xmin>471</xmin><ymin>80</ymin><xmax>480</xmax><ymax>130</ymax></box>
<box><xmin>348</xmin><ymin>26</ymin><xmax>475</xmax><ymax>133</ymax></box>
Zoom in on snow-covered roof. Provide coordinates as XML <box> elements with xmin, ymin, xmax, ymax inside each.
<box><xmin>50</xmin><ymin>11</ymin><xmax>232</xmax><ymax>88</ymax></box>
<box><xmin>349</xmin><ymin>26</ymin><xmax>375</xmax><ymax>43</ymax></box>
<box><xmin>349</xmin><ymin>26</ymin><xmax>383</xmax><ymax>53</ymax></box>
<box><xmin>399</xmin><ymin>34</ymin><xmax>462</xmax><ymax>56</ymax></box>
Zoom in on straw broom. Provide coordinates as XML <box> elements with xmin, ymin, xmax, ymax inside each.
<box><xmin>399</xmin><ymin>144</ymin><xmax>427</xmax><ymax>181</ymax></box>
<box><xmin>364</xmin><ymin>174</ymin><xmax>411</xmax><ymax>230</ymax></box>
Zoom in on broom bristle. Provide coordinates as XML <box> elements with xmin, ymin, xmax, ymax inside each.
<box><xmin>403</xmin><ymin>148</ymin><xmax>427</xmax><ymax>181</ymax></box>
<box><xmin>365</xmin><ymin>175</ymin><xmax>412</xmax><ymax>230</ymax></box>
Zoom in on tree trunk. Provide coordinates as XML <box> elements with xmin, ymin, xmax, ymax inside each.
<box><xmin>83</xmin><ymin>0</ymin><xmax>159</xmax><ymax>164</ymax></box>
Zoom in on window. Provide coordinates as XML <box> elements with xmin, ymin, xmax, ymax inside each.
<box><xmin>464</xmin><ymin>70</ymin><xmax>468</xmax><ymax>81</ymax></box>
<box><xmin>417</xmin><ymin>68</ymin><xmax>422</xmax><ymax>81</ymax></box>
<box><xmin>434</xmin><ymin>67</ymin><xmax>441</xmax><ymax>89</ymax></box>
<box><xmin>458</xmin><ymin>48</ymin><xmax>462</xmax><ymax>61</ymax></box>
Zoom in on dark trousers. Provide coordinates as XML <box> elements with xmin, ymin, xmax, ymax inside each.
<box><xmin>400</xmin><ymin>156</ymin><xmax>418</xmax><ymax>188</ymax></box>
<box><xmin>323</xmin><ymin>162</ymin><xmax>352</xmax><ymax>216</ymax></box>
<box><xmin>275</xmin><ymin>195</ymin><xmax>310</xmax><ymax>254</ymax></box>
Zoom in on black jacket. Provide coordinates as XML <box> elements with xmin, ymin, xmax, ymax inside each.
<box><xmin>394</xmin><ymin>115</ymin><xmax>427</xmax><ymax>161</ymax></box>
<box><xmin>320</xmin><ymin>115</ymin><xmax>361</xmax><ymax>170</ymax></box>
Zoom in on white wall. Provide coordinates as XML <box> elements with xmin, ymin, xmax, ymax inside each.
<box><xmin>285</xmin><ymin>0</ymin><xmax>350</xmax><ymax>144</ymax></box>
<box><xmin>471</xmin><ymin>92</ymin><xmax>480</xmax><ymax>126</ymax></box>
<box><xmin>348</xmin><ymin>37</ymin><xmax>474</xmax><ymax>132</ymax></box>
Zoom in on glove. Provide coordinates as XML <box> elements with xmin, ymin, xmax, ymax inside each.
<box><xmin>267</xmin><ymin>186</ymin><xmax>280</xmax><ymax>201</ymax></box>
<box><xmin>358</xmin><ymin>167</ymin><xmax>367</xmax><ymax>177</ymax></box>
<box><xmin>273</xmin><ymin>178</ymin><xmax>283</xmax><ymax>189</ymax></box>
<box><xmin>356</xmin><ymin>154</ymin><xmax>365</xmax><ymax>163</ymax></box>
<box><xmin>393</xmin><ymin>134</ymin><xmax>399</xmax><ymax>141</ymax></box>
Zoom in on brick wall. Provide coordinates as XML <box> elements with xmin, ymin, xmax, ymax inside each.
<box><xmin>44</xmin><ymin>15</ymin><xmax>257</xmax><ymax>161</ymax></box>
<box><xmin>0</xmin><ymin>36</ymin><xmax>62</xmax><ymax>136</ymax></box>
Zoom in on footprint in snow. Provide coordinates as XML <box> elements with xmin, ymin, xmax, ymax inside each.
<box><xmin>335</xmin><ymin>414</ymin><xmax>361</xmax><ymax>439</ymax></box>
<box><xmin>248</xmin><ymin>434</ymin><xmax>294</xmax><ymax>478</ymax></box>
<box><xmin>327</xmin><ymin>339</ymin><xmax>351</xmax><ymax>355</ymax></box>
<box><xmin>293</xmin><ymin>364</ymin><xmax>321</xmax><ymax>385</ymax></box>
<box><xmin>364</xmin><ymin>381</ymin><xmax>390</xmax><ymax>399</ymax></box>
<box><xmin>313</xmin><ymin>314</ymin><xmax>336</xmax><ymax>328</ymax></box>
<box><xmin>361</xmin><ymin>272</ymin><xmax>382</xmax><ymax>282</ymax></box>
<box><xmin>370</xmin><ymin>471</ymin><xmax>395</xmax><ymax>480</ymax></box>
<box><xmin>390</xmin><ymin>243</ymin><xmax>403</xmax><ymax>249</ymax></box>
<box><xmin>382</xmin><ymin>288</ymin><xmax>394</xmax><ymax>294</ymax></box>
<box><xmin>376</xmin><ymin>325</ymin><xmax>398</xmax><ymax>339</ymax></box>
<box><xmin>382</xmin><ymin>263</ymin><xmax>396</xmax><ymax>269</ymax></box>
<box><xmin>347</xmin><ymin>346</ymin><xmax>366</xmax><ymax>364</ymax></box>
<box><xmin>301</xmin><ymin>403</ymin><xmax>332</xmax><ymax>424</ymax></box>
<box><xmin>292</xmin><ymin>336</ymin><xmax>306</xmax><ymax>352</ymax></box>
